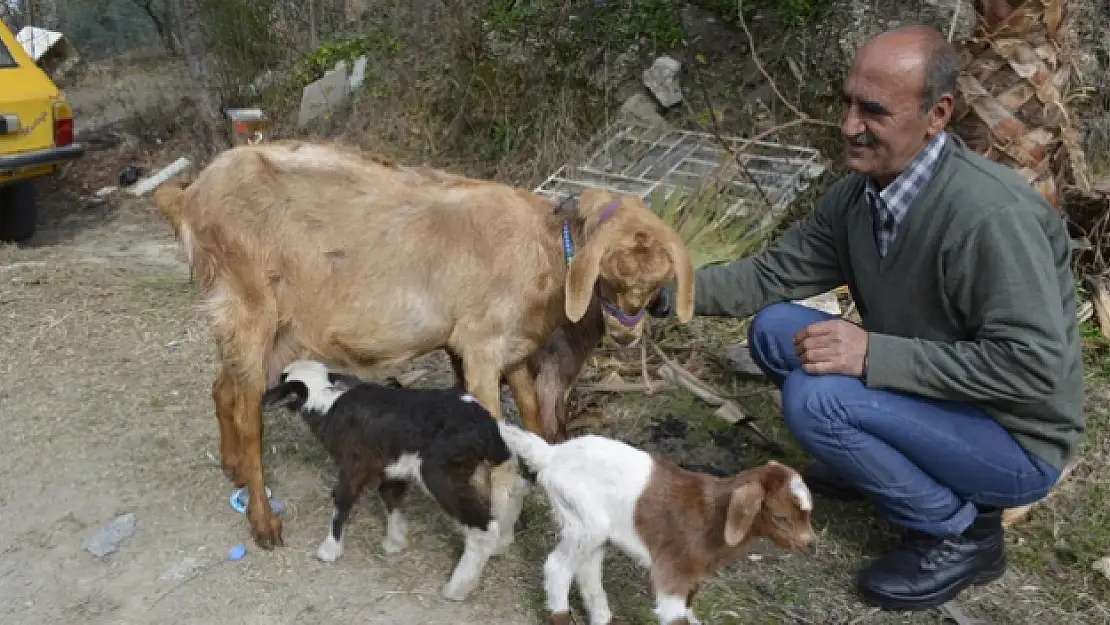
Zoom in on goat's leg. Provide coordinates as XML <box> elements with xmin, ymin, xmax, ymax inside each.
<box><xmin>233</xmin><ymin>375</ymin><xmax>285</xmax><ymax>549</ymax></box>
<box><xmin>575</xmin><ymin>546</ymin><xmax>614</xmax><ymax>625</ymax></box>
<box><xmin>505</xmin><ymin>362</ymin><xmax>542</xmax><ymax>435</ymax></box>
<box><xmin>422</xmin><ymin>461</ymin><xmax>499</xmax><ymax>601</ymax></box>
<box><xmin>543</xmin><ymin>522</ymin><xmax>607</xmax><ymax>624</ymax></box>
<box><xmin>649</xmin><ymin>572</ymin><xmax>699</xmax><ymax>625</ymax></box>
<box><xmin>460</xmin><ymin>354</ymin><xmax>526</xmax><ymax>555</ymax></box>
<box><xmin>211</xmin><ymin>366</ymin><xmax>244</xmax><ymax>485</ymax></box>
<box><xmin>318</xmin><ymin>468</ymin><xmax>376</xmax><ymax>562</ymax></box>
<box><xmin>446</xmin><ymin>348</ymin><xmax>468</xmax><ymax>392</ymax></box>
<box><xmin>378</xmin><ymin>479</ymin><xmax>409</xmax><ymax>554</ymax></box>
<box><xmin>223</xmin><ymin>311</ymin><xmax>285</xmax><ymax>549</ymax></box>
<box><xmin>684</xmin><ymin>584</ymin><xmax>701</xmax><ymax>625</ymax></box>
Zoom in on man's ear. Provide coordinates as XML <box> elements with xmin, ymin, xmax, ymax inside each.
<box><xmin>926</xmin><ymin>93</ymin><xmax>955</xmax><ymax>135</ymax></box>
<box><xmin>261</xmin><ymin>380</ymin><xmax>307</xmax><ymax>413</ymax></box>
<box><xmin>724</xmin><ymin>481</ymin><xmax>764</xmax><ymax>547</ymax></box>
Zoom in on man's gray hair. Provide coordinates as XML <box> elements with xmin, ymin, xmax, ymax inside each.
<box><xmin>921</xmin><ymin>36</ymin><xmax>962</xmax><ymax>114</ymax></box>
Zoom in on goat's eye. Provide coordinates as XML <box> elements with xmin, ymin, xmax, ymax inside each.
<box><xmin>773</xmin><ymin>515</ymin><xmax>790</xmax><ymax>526</ymax></box>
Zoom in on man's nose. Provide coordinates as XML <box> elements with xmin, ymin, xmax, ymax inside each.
<box><xmin>841</xmin><ymin>108</ymin><xmax>863</xmax><ymax>137</ymax></box>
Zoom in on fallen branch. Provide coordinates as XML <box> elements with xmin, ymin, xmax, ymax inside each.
<box><xmin>575</xmin><ymin>380</ymin><xmax>674</xmax><ymax>393</ymax></box>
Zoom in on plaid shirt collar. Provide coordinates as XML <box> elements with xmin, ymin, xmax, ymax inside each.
<box><xmin>865</xmin><ymin>131</ymin><xmax>949</xmax><ymax>256</ymax></box>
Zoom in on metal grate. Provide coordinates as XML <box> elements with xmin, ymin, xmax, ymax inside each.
<box><xmin>534</xmin><ymin>120</ymin><xmax>827</xmax><ymax>223</ymax></box>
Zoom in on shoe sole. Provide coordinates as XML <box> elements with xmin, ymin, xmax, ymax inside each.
<box><xmin>858</xmin><ymin>555</ymin><xmax>1007</xmax><ymax>612</ymax></box>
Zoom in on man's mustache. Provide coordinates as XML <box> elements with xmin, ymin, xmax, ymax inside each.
<box><xmin>846</xmin><ymin>131</ymin><xmax>877</xmax><ymax>148</ymax></box>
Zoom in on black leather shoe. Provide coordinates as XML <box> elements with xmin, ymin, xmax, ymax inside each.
<box><xmin>802</xmin><ymin>461</ymin><xmax>865</xmax><ymax>501</ymax></box>
<box><xmin>858</xmin><ymin>508</ymin><xmax>1007</xmax><ymax>611</ymax></box>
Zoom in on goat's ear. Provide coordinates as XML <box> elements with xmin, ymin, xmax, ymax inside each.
<box><xmin>261</xmin><ymin>380</ymin><xmax>307</xmax><ymax>412</ymax></box>
<box><xmin>565</xmin><ymin>233</ymin><xmax>606</xmax><ymax>322</ymax></box>
<box><xmin>665</xmin><ymin>230</ymin><xmax>696</xmax><ymax>323</ymax></box>
<box><xmin>724</xmin><ymin>481</ymin><xmax>764</xmax><ymax>547</ymax></box>
<box><xmin>327</xmin><ymin>371</ymin><xmax>363</xmax><ymax>389</ymax></box>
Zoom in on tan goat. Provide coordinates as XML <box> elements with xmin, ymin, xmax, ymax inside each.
<box><xmin>152</xmin><ymin>140</ymin><xmax>696</xmax><ymax>549</ymax></box>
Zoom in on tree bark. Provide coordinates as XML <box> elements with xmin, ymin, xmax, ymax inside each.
<box><xmin>173</xmin><ymin>0</ymin><xmax>226</xmax><ymax>160</ymax></box>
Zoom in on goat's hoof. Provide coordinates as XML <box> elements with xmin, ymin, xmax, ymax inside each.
<box><xmin>381</xmin><ymin>536</ymin><xmax>407</xmax><ymax>554</ymax></box>
<box><xmin>316</xmin><ymin>538</ymin><xmax>343</xmax><ymax>562</ymax></box>
<box><xmin>250</xmin><ymin>514</ymin><xmax>284</xmax><ymax>550</ymax></box>
<box><xmin>440</xmin><ymin>579</ymin><xmax>478</xmax><ymax>602</ymax></box>
<box><xmin>222</xmin><ymin>463</ymin><xmax>247</xmax><ymax>487</ymax></box>
<box><xmin>492</xmin><ymin>534</ymin><xmax>515</xmax><ymax>556</ymax></box>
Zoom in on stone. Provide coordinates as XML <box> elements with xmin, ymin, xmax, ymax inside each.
<box><xmin>348</xmin><ymin>56</ymin><xmax>369</xmax><ymax>91</ymax></box>
<box><xmin>618</xmin><ymin>91</ymin><xmax>665</xmax><ymax>126</ymax></box>
<box><xmin>297</xmin><ymin>63</ymin><xmax>350</xmax><ymax>127</ymax></box>
<box><xmin>642</xmin><ymin>55</ymin><xmax>683</xmax><ymax>108</ymax></box>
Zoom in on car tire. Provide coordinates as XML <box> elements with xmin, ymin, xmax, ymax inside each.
<box><xmin>0</xmin><ymin>181</ymin><xmax>38</xmax><ymax>243</ymax></box>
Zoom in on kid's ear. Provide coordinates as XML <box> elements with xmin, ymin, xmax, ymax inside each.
<box><xmin>261</xmin><ymin>380</ymin><xmax>307</xmax><ymax>412</ymax></box>
<box><xmin>724</xmin><ymin>481</ymin><xmax>764</xmax><ymax>546</ymax></box>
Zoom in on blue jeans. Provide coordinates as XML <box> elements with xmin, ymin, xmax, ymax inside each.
<box><xmin>749</xmin><ymin>302</ymin><xmax>1061</xmax><ymax>537</ymax></box>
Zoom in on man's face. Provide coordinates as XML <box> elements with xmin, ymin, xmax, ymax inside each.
<box><xmin>840</xmin><ymin>44</ymin><xmax>949</xmax><ymax>186</ymax></box>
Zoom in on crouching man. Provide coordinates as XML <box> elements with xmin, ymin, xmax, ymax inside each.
<box><xmin>647</xmin><ymin>25</ymin><xmax>1084</xmax><ymax>611</ymax></box>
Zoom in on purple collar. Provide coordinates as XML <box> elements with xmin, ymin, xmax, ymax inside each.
<box><xmin>599</xmin><ymin>290</ymin><xmax>648</xmax><ymax>327</ymax></box>
<box><xmin>596</xmin><ymin>199</ymin><xmax>620</xmax><ymax>225</ymax></box>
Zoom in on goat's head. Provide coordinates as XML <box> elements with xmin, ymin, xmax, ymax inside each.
<box><xmin>261</xmin><ymin>359</ymin><xmax>347</xmax><ymax>414</ymax></box>
<box><xmin>557</xmin><ymin>188</ymin><xmax>695</xmax><ymax>346</ymax></box>
<box><xmin>724</xmin><ymin>460</ymin><xmax>817</xmax><ymax>553</ymax></box>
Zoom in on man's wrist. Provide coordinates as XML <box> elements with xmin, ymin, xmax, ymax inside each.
<box><xmin>860</xmin><ymin>332</ymin><xmax>870</xmax><ymax>380</ymax></box>
<box><xmin>647</xmin><ymin>284</ymin><xmax>675</xmax><ymax>318</ymax></box>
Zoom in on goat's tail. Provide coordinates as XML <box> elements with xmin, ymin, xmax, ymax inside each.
<box><xmin>151</xmin><ymin>181</ymin><xmax>190</xmax><ymax>232</ymax></box>
<box><xmin>496</xmin><ymin>421</ymin><xmax>555</xmax><ymax>474</ymax></box>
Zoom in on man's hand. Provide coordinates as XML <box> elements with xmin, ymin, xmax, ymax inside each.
<box><xmin>646</xmin><ymin>284</ymin><xmax>675</xmax><ymax>319</ymax></box>
<box><xmin>793</xmin><ymin>319</ymin><xmax>869</xmax><ymax>377</ymax></box>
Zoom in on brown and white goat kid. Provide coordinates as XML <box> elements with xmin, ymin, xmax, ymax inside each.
<box><xmin>262</xmin><ymin>360</ymin><xmax>511</xmax><ymax>601</ymax></box>
<box><xmin>152</xmin><ymin>140</ymin><xmax>695</xmax><ymax>549</ymax></box>
<box><xmin>497</xmin><ymin>422</ymin><xmax>817</xmax><ymax>625</ymax></box>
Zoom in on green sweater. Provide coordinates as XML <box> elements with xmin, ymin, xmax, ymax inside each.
<box><xmin>694</xmin><ymin>135</ymin><xmax>1084</xmax><ymax>472</ymax></box>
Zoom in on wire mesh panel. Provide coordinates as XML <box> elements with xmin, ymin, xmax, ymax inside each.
<box><xmin>534</xmin><ymin>120</ymin><xmax>827</xmax><ymax>221</ymax></box>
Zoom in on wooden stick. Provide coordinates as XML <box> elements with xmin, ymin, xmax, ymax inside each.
<box><xmin>649</xmin><ymin>341</ymin><xmax>751</xmax><ymax>423</ymax></box>
<box><xmin>1090</xmin><ymin>277</ymin><xmax>1110</xmax><ymax>339</ymax></box>
<box><xmin>575</xmin><ymin>381</ymin><xmax>673</xmax><ymax>393</ymax></box>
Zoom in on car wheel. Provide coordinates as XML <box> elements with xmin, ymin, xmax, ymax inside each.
<box><xmin>0</xmin><ymin>181</ymin><xmax>38</xmax><ymax>243</ymax></box>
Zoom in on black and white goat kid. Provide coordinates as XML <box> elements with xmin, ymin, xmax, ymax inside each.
<box><xmin>261</xmin><ymin>359</ymin><xmax>517</xmax><ymax>601</ymax></box>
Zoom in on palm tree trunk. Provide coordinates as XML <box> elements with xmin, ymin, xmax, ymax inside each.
<box><xmin>952</xmin><ymin>0</ymin><xmax>1087</xmax><ymax>528</ymax></box>
<box><xmin>952</xmin><ymin>0</ymin><xmax>1090</xmax><ymax>209</ymax></box>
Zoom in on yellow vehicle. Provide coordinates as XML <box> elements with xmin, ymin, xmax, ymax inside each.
<box><xmin>0</xmin><ymin>20</ymin><xmax>85</xmax><ymax>242</ymax></box>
